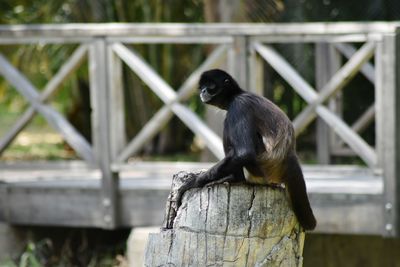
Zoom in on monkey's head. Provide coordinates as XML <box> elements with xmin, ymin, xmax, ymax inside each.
<box><xmin>198</xmin><ymin>69</ymin><xmax>242</xmax><ymax>109</ymax></box>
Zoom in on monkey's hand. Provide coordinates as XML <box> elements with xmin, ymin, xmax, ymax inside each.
<box><xmin>162</xmin><ymin>171</ymin><xmax>202</xmax><ymax>229</ymax></box>
<box><xmin>162</xmin><ymin>169</ymin><xmax>245</xmax><ymax>229</ymax></box>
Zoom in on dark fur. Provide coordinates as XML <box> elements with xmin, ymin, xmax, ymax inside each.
<box><xmin>181</xmin><ymin>69</ymin><xmax>316</xmax><ymax>230</ymax></box>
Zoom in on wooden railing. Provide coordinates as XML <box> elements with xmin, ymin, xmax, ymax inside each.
<box><xmin>0</xmin><ymin>23</ymin><xmax>399</xmax><ymax>234</ymax></box>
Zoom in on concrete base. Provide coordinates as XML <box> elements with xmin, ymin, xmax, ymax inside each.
<box><xmin>0</xmin><ymin>223</ymin><xmax>26</xmax><ymax>261</ymax></box>
<box><xmin>127</xmin><ymin>227</ymin><xmax>159</xmax><ymax>267</ymax></box>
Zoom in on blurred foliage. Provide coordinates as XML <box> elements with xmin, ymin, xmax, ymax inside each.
<box><xmin>0</xmin><ymin>228</ymin><xmax>129</xmax><ymax>267</ymax></box>
<box><xmin>1</xmin><ymin>241</ymin><xmax>48</xmax><ymax>267</ymax></box>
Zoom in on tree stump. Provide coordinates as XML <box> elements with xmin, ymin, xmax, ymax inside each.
<box><xmin>144</xmin><ymin>171</ymin><xmax>305</xmax><ymax>267</ymax></box>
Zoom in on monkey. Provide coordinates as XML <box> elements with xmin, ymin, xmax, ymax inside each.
<box><xmin>175</xmin><ymin>68</ymin><xmax>316</xmax><ymax>230</ymax></box>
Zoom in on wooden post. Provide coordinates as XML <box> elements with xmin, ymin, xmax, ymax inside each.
<box><xmin>249</xmin><ymin>38</ymin><xmax>264</xmax><ymax>95</ymax></box>
<box><xmin>144</xmin><ymin>172</ymin><xmax>305</xmax><ymax>266</ymax></box>
<box><xmin>376</xmin><ymin>30</ymin><xmax>400</xmax><ymax>237</ymax></box>
<box><xmin>315</xmin><ymin>43</ymin><xmax>341</xmax><ymax>164</ymax></box>
<box><xmin>107</xmin><ymin>44</ymin><xmax>126</xmax><ymax>160</ymax></box>
<box><xmin>230</xmin><ymin>35</ymin><xmax>250</xmax><ymax>90</ymax></box>
<box><xmin>89</xmin><ymin>38</ymin><xmax>120</xmax><ymax>229</ymax></box>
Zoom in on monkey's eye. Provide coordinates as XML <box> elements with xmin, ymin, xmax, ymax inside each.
<box><xmin>207</xmin><ymin>83</ymin><xmax>217</xmax><ymax>94</ymax></box>
<box><xmin>208</xmin><ymin>83</ymin><xmax>216</xmax><ymax>89</ymax></box>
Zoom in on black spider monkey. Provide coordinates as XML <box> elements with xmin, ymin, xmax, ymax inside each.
<box><xmin>178</xmin><ymin>69</ymin><xmax>316</xmax><ymax>230</ymax></box>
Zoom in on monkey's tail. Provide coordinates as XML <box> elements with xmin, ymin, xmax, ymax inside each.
<box><xmin>284</xmin><ymin>153</ymin><xmax>316</xmax><ymax>230</ymax></box>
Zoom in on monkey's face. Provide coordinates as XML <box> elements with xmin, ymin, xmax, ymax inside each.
<box><xmin>198</xmin><ymin>69</ymin><xmax>241</xmax><ymax>109</ymax></box>
<box><xmin>199</xmin><ymin>80</ymin><xmax>221</xmax><ymax>103</ymax></box>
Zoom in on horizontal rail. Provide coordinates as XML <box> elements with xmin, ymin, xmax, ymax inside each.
<box><xmin>252</xmin><ymin>33</ymin><xmax>383</xmax><ymax>43</ymax></box>
<box><xmin>0</xmin><ymin>22</ymin><xmax>399</xmax><ymax>40</ymax></box>
<box><xmin>106</xmin><ymin>36</ymin><xmax>233</xmax><ymax>44</ymax></box>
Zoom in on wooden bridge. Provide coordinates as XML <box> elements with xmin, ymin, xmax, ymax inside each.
<box><xmin>0</xmin><ymin>23</ymin><xmax>399</xmax><ymax>237</ymax></box>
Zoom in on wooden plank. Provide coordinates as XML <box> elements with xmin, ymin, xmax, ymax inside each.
<box><xmin>335</xmin><ymin>104</ymin><xmax>376</xmax><ymax>149</ymax></box>
<box><xmin>253</xmin><ymin>43</ymin><xmax>316</xmax><ymax>102</ymax></box>
<box><xmin>107</xmin><ymin>46</ymin><xmax>126</xmax><ymax>160</ymax></box>
<box><xmin>310</xmin><ymin>192</ymin><xmax>383</xmax><ymax>235</ymax></box>
<box><xmin>0</xmin><ymin>52</ymin><xmax>95</xmax><ymax>164</ymax></box>
<box><xmin>316</xmin><ymin>107</ymin><xmax>377</xmax><ymax>167</ymax></box>
<box><xmin>375</xmin><ymin>32</ymin><xmax>400</xmax><ymax>237</ymax></box>
<box><xmin>0</xmin><ymin>184</ymin><xmax>104</xmax><ymax>227</ymax></box>
<box><xmin>0</xmin><ymin>160</ymin><xmax>91</xmax><ymax>171</ymax></box>
<box><xmin>335</xmin><ymin>43</ymin><xmax>375</xmax><ymax>84</ymax></box>
<box><xmin>352</xmin><ymin>104</ymin><xmax>375</xmax><ymax>134</ymax></box>
<box><xmin>88</xmin><ymin>38</ymin><xmax>119</xmax><ymax>229</ymax></box>
<box><xmin>335</xmin><ymin>43</ymin><xmax>376</xmax><ymax>136</ymax></box>
<box><xmin>0</xmin><ymin>37</ymin><xmax>94</xmax><ymax>44</ymax></box>
<box><xmin>113</xmin><ymin>161</ymin><xmax>213</xmax><ymax>173</ymax></box>
<box><xmin>252</xmin><ymin>34</ymin><xmax>381</xmax><ymax>43</ymax></box>
<box><xmin>113</xmin><ymin>43</ymin><xmax>224</xmax><ymax>159</ymax></box>
<box><xmin>0</xmin><ymin>109</ymin><xmax>35</xmax><ymax>154</ymax></box>
<box><xmin>293</xmin><ymin>42</ymin><xmax>376</xmax><ymax>134</ymax></box>
<box><xmin>254</xmin><ymin>43</ymin><xmax>377</xmax><ymax>167</ymax></box>
<box><xmin>0</xmin><ymin>45</ymin><xmax>88</xmax><ymax>153</ymax></box>
<box><xmin>315</xmin><ymin>43</ymin><xmax>341</xmax><ymax>164</ymax></box>
<box><xmin>334</xmin><ymin>44</ymin><xmax>376</xmax><ymax>145</ymax></box>
<box><xmin>231</xmin><ymin>36</ymin><xmax>249</xmax><ymax>89</ymax></box>
<box><xmin>106</xmin><ymin>36</ymin><xmax>233</xmax><ymax>44</ymax></box>
<box><xmin>248</xmin><ymin>39</ymin><xmax>264</xmax><ymax>95</ymax></box>
<box><xmin>0</xmin><ymin>22</ymin><xmax>399</xmax><ymax>39</ymax></box>
<box><xmin>331</xmin><ymin>147</ymin><xmax>357</xmax><ymax>157</ymax></box>
<box><xmin>0</xmin><ymin>164</ymin><xmax>384</xmax><ymax>234</ymax></box>
<box><xmin>112</xmin><ymin>44</ymin><xmax>176</xmax><ymax>103</ymax></box>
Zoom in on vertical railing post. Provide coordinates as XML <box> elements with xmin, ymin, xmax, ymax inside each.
<box><xmin>376</xmin><ymin>29</ymin><xmax>400</xmax><ymax>237</ymax></box>
<box><xmin>89</xmin><ymin>37</ymin><xmax>120</xmax><ymax>229</ymax></box>
<box><xmin>230</xmin><ymin>35</ymin><xmax>250</xmax><ymax>90</ymax></box>
<box><xmin>315</xmin><ymin>43</ymin><xmax>342</xmax><ymax>164</ymax></box>
<box><xmin>107</xmin><ymin>43</ymin><xmax>126</xmax><ymax>160</ymax></box>
<box><xmin>249</xmin><ymin>38</ymin><xmax>264</xmax><ymax>95</ymax></box>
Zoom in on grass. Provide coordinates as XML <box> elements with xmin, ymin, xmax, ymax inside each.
<box><xmin>1</xmin><ymin>132</ymin><xmax>77</xmax><ymax>160</ymax></box>
<box><xmin>0</xmin><ymin>109</ymin><xmax>78</xmax><ymax>161</ymax></box>
<box><xmin>0</xmin><ymin>130</ymin><xmax>77</xmax><ymax>161</ymax></box>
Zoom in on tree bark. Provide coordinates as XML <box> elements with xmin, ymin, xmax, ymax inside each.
<box><xmin>144</xmin><ymin>172</ymin><xmax>305</xmax><ymax>267</ymax></box>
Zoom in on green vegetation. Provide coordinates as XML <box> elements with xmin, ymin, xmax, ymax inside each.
<box><xmin>0</xmin><ymin>239</ymin><xmax>127</xmax><ymax>267</ymax></box>
<box><xmin>0</xmin><ymin>228</ymin><xmax>130</xmax><ymax>267</ymax></box>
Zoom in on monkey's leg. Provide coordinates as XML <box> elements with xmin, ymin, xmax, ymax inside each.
<box><xmin>205</xmin><ymin>168</ymin><xmax>245</xmax><ymax>186</ymax></box>
<box><xmin>164</xmin><ymin>169</ymin><xmax>245</xmax><ymax>229</ymax></box>
<box><xmin>175</xmin><ymin>167</ymin><xmax>244</xmax><ymax>207</ymax></box>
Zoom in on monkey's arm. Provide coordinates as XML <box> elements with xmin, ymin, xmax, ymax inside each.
<box><xmin>177</xmin><ymin>108</ymin><xmax>258</xmax><ymax>198</ymax></box>
<box><xmin>175</xmin><ymin>149</ymin><xmax>245</xmax><ymax>201</ymax></box>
